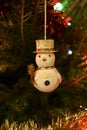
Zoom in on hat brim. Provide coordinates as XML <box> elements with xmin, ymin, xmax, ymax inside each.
<box><xmin>33</xmin><ymin>50</ymin><xmax>58</xmax><ymax>53</ymax></box>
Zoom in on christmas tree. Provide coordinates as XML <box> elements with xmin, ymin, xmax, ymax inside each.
<box><xmin>0</xmin><ymin>0</ymin><xmax>87</xmax><ymax>126</ymax></box>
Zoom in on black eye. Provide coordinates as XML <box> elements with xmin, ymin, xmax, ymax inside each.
<box><xmin>38</xmin><ymin>55</ymin><xmax>41</xmax><ymax>58</ymax></box>
<box><xmin>49</xmin><ymin>55</ymin><xmax>51</xmax><ymax>57</ymax></box>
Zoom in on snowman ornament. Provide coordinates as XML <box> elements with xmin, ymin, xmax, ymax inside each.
<box><xmin>33</xmin><ymin>39</ymin><xmax>62</xmax><ymax>92</ymax></box>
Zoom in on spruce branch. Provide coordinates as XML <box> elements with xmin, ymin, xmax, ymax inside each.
<box><xmin>68</xmin><ymin>72</ymin><xmax>87</xmax><ymax>89</ymax></box>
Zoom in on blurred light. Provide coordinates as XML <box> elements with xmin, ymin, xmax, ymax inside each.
<box><xmin>80</xmin><ymin>105</ymin><xmax>87</xmax><ymax>110</ymax></box>
<box><xmin>53</xmin><ymin>2</ymin><xmax>63</xmax><ymax>11</ymax></box>
<box><xmin>67</xmin><ymin>49</ymin><xmax>73</xmax><ymax>55</ymax></box>
<box><xmin>68</xmin><ymin>22</ymin><xmax>71</xmax><ymax>26</ymax></box>
<box><xmin>80</xmin><ymin>105</ymin><xmax>83</xmax><ymax>108</ymax></box>
<box><xmin>62</xmin><ymin>16</ymin><xmax>65</xmax><ymax>19</ymax></box>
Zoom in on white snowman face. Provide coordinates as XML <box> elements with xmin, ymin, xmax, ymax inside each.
<box><xmin>34</xmin><ymin>68</ymin><xmax>62</xmax><ymax>92</ymax></box>
<box><xmin>35</xmin><ymin>53</ymin><xmax>55</xmax><ymax>68</ymax></box>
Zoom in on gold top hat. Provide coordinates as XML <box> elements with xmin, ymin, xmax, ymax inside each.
<box><xmin>33</xmin><ymin>39</ymin><xmax>57</xmax><ymax>53</ymax></box>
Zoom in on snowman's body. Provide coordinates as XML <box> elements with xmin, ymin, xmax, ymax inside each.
<box><xmin>34</xmin><ymin>67</ymin><xmax>62</xmax><ymax>92</ymax></box>
<box><xmin>33</xmin><ymin>39</ymin><xmax>62</xmax><ymax>92</ymax></box>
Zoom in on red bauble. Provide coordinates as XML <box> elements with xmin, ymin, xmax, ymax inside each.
<box><xmin>48</xmin><ymin>0</ymin><xmax>59</xmax><ymax>6</ymax></box>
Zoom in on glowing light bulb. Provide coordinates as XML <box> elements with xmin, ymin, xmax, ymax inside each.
<box><xmin>80</xmin><ymin>105</ymin><xmax>87</xmax><ymax>110</ymax></box>
<box><xmin>67</xmin><ymin>49</ymin><xmax>73</xmax><ymax>55</ymax></box>
<box><xmin>80</xmin><ymin>105</ymin><xmax>83</xmax><ymax>108</ymax></box>
<box><xmin>53</xmin><ymin>2</ymin><xmax>63</xmax><ymax>11</ymax></box>
<box><xmin>68</xmin><ymin>22</ymin><xmax>71</xmax><ymax>26</ymax></box>
<box><xmin>62</xmin><ymin>16</ymin><xmax>65</xmax><ymax>19</ymax></box>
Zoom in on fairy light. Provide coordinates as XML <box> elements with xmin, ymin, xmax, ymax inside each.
<box><xmin>68</xmin><ymin>22</ymin><xmax>71</xmax><ymax>26</ymax></box>
<box><xmin>53</xmin><ymin>2</ymin><xmax>63</xmax><ymax>11</ymax></box>
<box><xmin>80</xmin><ymin>105</ymin><xmax>87</xmax><ymax>110</ymax></box>
<box><xmin>67</xmin><ymin>49</ymin><xmax>73</xmax><ymax>55</ymax></box>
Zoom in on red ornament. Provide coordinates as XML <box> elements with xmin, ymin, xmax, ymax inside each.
<box><xmin>63</xmin><ymin>17</ymin><xmax>72</xmax><ymax>27</ymax></box>
<box><xmin>48</xmin><ymin>0</ymin><xmax>59</xmax><ymax>6</ymax></box>
<box><xmin>41</xmin><ymin>1</ymin><xmax>72</xmax><ymax>38</ymax></box>
<box><xmin>62</xmin><ymin>111</ymin><xmax>87</xmax><ymax>130</ymax></box>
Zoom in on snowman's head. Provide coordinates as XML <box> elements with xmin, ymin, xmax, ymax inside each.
<box><xmin>35</xmin><ymin>52</ymin><xmax>55</xmax><ymax>68</ymax></box>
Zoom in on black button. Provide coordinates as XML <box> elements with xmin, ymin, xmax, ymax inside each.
<box><xmin>44</xmin><ymin>80</ymin><xmax>50</xmax><ymax>86</ymax></box>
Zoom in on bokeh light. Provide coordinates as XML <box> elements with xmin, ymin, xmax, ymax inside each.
<box><xmin>53</xmin><ymin>2</ymin><xmax>63</xmax><ymax>11</ymax></box>
<box><xmin>67</xmin><ymin>49</ymin><xmax>73</xmax><ymax>55</ymax></box>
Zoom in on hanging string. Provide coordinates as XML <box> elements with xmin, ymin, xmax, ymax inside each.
<box><xmin>44</xmin><ymin>0</ymin><xmax>47</xmax><ymax>40</ymax></box>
